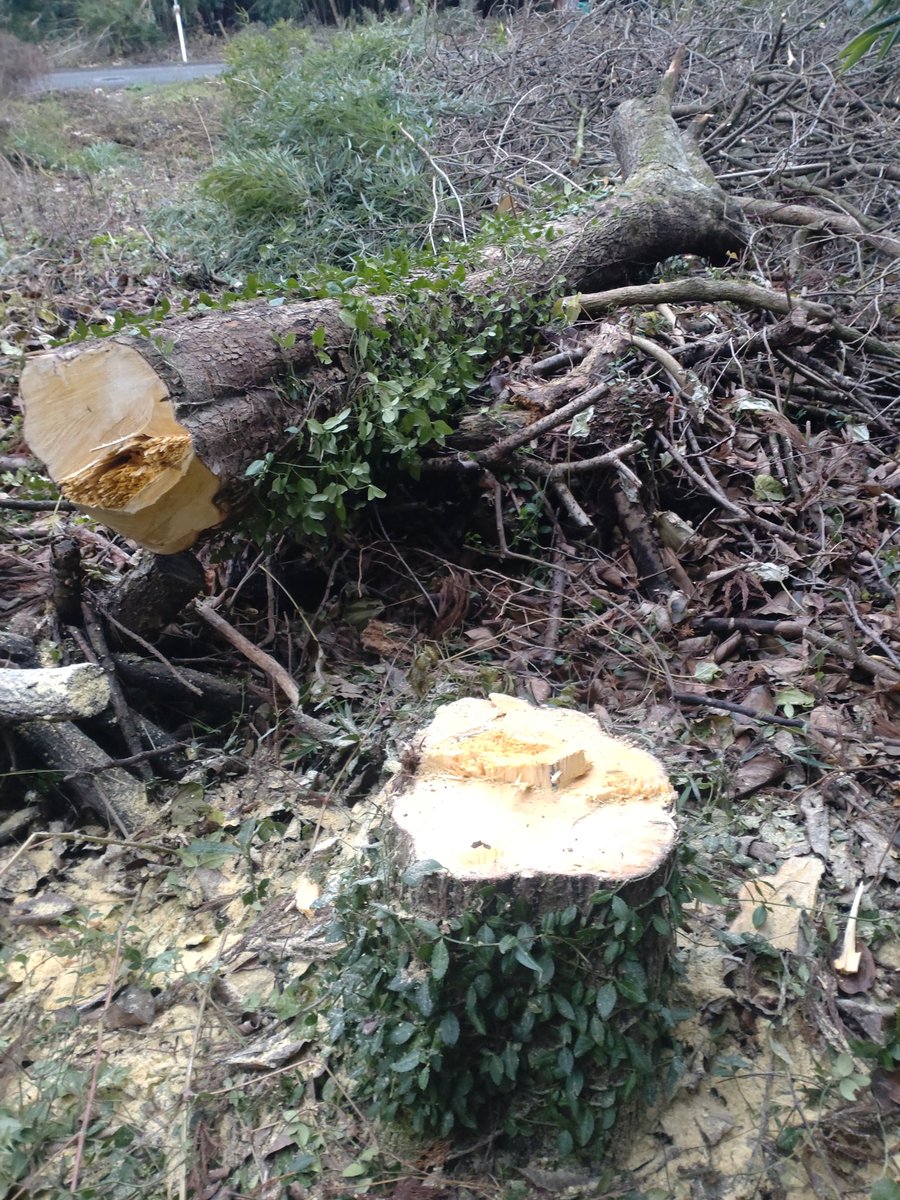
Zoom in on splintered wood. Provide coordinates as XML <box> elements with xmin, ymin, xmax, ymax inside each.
<box><xmin>20</xmin><ymin>342</ymin><xmax>224</xmax><ymax>554</ymax></box>
<box><xmin>392</xmin><ymin>694</ymin><xmax>676</xmax><ymax>883</ymax></box>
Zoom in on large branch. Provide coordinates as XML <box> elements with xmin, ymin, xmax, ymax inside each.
<box><xmin>0</xmin><ymin>664</ymin><xmax>110</xmax><ymax>722</ymax></box>
<box><xmin>19</xmin><ymin>89</ymin><xmax>749</xmax><ymax>554</ymax></box>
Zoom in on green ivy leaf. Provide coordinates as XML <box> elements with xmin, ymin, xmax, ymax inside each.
<box><xmin>596</xmin><ymin>983</ymin><xmax>617</xmax><ymax>1020</ymax></box>
<box><xmin>514</xmin><ymin>944</ymin><xmax>543</xmax><ymax>975</ymax></box>
<box><xmin>431</xmin><ymin>939</ymin><xmax>450</xmax><ymax>981</ymax></box>
<box><xmin>439</xmin><ymin>1012</ymin><xmax>460</xmax><ymax>1046</ymax></box>
<box><xmin>390</xmin><ymin>1022</ymin><xmax>416</xmax><ymax>1045</ymax></box>
<box><xmin>391</xmin><ymin>1049</ymin><xmax>421</xmax><ymax>1073</ymax></box>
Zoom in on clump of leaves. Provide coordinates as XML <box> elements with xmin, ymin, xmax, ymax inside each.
<box><xmin>841</xmin><ymin>0</ymin><xmax>900</xmax><ymax>67</ymax></box>
<box><xmin>0</xmin><ymin>97</ymin><xmax>72</xmax><ymax>169</ymax></box>
<box><xmin>240</xmin><ymin>213</ymin><xmax>561</xmax><ymax>541</ymax></box>
<box><xmin>0</xmin><ymin>1028</ymin><xmax>165</xmax><ymax>1192</ymax></box>
<box><xmin>322</xmin><ymin>853</ymin><xmax>687</xmax><ymax>1157</ymax></box>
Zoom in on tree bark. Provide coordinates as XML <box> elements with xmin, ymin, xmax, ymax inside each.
<box><xmin>19</xmin><ymin>86</ymin><xmax>749</xmax><ymax>554</ymax></box>
<box><xmin>0</xmin><ymin>664</ymin><xmax>110</xmax><ymax>722</ymax></box>
<box><xmin>13</xmin><ymin>720</ymin><xmax>153</xmax><ymax>834</ymax></box>
<box><xmin>332</xmin><ymin>693</ymin><xmax>680</xmax><ymax>1155</ymax></box>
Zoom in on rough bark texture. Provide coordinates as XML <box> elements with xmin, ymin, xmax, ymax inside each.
<box><xmin>14</xmin><ymin>720</ymin><xmax>152</xmax><ymax>833</ymax></box>
<box><xmin>0</xmin><ymin>664</ymin><xmax>110</xmax><ymax>722</ymax></box>
<box><xmin>103</xmin><ymin>550</ymin><xmax>206</xmax><ymax>639</ymax></box>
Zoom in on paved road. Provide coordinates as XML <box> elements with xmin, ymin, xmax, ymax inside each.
<box><xmin>32</xmin><ymin>61</ymin><xmax>225</xmax><ymax>92</ymax></box>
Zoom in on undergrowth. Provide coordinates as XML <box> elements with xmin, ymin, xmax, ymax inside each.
<box><xmin>152</xmin><ymin>16</ymin><xmax>482</xmax><ymax>276</ymax></box>
<box><xmin>322</xmin><ymin>853</ymin><xmax>689</xmax><ymax>1157</ymax></box>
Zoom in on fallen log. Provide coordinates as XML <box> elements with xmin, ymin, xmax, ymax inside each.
<box><xmin>13</xmin><ymin>720</ymin><xmax>153</xmax><ymax>834</ymax></box>
<box><xmin>0</xmin><ymin>663</ymin><xmax>110</xmax><ymax>722</ymax></box>
<box><xmin>19</xmin><ymin>70</ymin><xmax>749</xmax><ymax>555</ymax></box>
<box><xmin>328</xmin><ymin>694</ymin><xmax>680</xmax><ymax>1156</ymax></box>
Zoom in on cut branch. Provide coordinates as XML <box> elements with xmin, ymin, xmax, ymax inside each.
<box><xmin>0</xmin><ymin>664</ymin><xmax>110</xmax><ymax>722</ymax></box>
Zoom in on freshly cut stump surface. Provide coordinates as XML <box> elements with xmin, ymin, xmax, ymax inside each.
<box><xmin>391</xmin><ymin>694</ymin><xmax>677</xmax><ymax>896</ymax></box>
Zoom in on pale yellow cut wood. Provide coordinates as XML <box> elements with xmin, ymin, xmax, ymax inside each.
<box><xmin>21</xmin><ymin>343</ymin><xmax>225</xmax><ymax>554</ymax></box>
<box><xmin>393</xmin><ymin>694</ymin><xmax>676</xmax><ymax>882</ymax></box>
<box><xmin>729</xmin><ymin>856</ymin><xmax>824</xmax><ymax>953</ymax></box>
<box><xmin>833</xmin><ymin>881</ymin><xmax>865</xmax><ymax>975</ymax></box>
<box><xmin>21</xmin><ymin>343</ymin><xmax>179</xmax><ymax>477</ymax></box>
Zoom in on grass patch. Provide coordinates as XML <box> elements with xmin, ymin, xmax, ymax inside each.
<box><xmin>0</xmin><ymin>97</ymin><xmax>73</xmax><ymax>169</ymax></box>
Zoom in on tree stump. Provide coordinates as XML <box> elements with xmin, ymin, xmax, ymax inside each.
<box><xmin>327</xmin><ymin>695</ymin><xmax>682</xmax><ymax>1158</ymax></box>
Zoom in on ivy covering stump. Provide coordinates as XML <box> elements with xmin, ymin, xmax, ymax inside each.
<box><xmin>327</xmin><ymin>695</ymin><xmax>684</xmax><ymax>1156</ymax></box>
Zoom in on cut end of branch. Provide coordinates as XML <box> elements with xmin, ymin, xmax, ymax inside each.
<box><xmin>20</xmin><ymin>343</ymin><xmax>227</xmax><ymax>553</ymax></box>
<box><xmin>833</xmin><ymin>881</ymin><xmax>866</xmax><ymax>975</ymax></box>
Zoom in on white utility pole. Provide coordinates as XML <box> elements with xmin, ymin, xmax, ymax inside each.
<box><xmin>173</xmin><ymin>1</ymin><xmax>188</xmax><ymax>63</ymax></box>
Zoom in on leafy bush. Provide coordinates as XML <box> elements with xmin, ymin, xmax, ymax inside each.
<box><xmin>842</xmin><ymin>0</ymin><xmax>900</xmax><ymax>66</ymax></box>
<box><xmin>0</xmin><ymin>0</ymin><xmax>166</xmax><ymax>50</ymax></box>
<box><xmin>323</xmin><ymin>858</ymin><xmax>687</xmax><ymax>1155</ymax></box>
<box><xmin>0</xmin><ymin>96</ymin><xmax>72</xmax><ymax>168</ymax></box>
<box><xmin>156</xmin><ymin>20</ymin><xmax>458</xmax><ymax>275</ymax></box>
<box><xmin>73</xmin><ymin>0</ymin><xmax>165</xmax><ymax>54</ymax></box>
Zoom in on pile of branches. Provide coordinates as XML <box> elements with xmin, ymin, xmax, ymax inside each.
<box><xmin>1</xmin><ymin>0</ymin><xmax>898</xmax><ymax>850</ymax></box>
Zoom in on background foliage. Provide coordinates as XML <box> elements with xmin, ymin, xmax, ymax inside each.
<box><xmin>324</xmin><ymin>858</ymin><xmax>687</xmax><ymax>1154</ymax></box>
<box><xmin>173</xmin><ymin>21</ymin><xmax>445</xmax><ymax>274</ymax></box>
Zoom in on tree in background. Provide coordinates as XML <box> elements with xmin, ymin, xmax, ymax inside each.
<box><xmin>0</xmin><ymin>0</ymin><xmax>411</xmax><ymax>46</ymax></box>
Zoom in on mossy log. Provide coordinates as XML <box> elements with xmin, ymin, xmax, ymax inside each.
<box><xmin>330</xmin><ymin>695</ymin><xmax>681</xmax><ymax>1157</ymax></box>
<box><xmin>19</xmin><ymin>87</ymin><xmax>748</xmax><ymax>554</ymax></box>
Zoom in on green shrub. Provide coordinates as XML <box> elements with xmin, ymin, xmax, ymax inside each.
<box><xmin>841</xmin><ymin>0</ymin><xmax>900</xmax><ymax>66</ymax></box>
<box><xmin>0</xmin><ymin>97</ymin><xmax>72</xmax><ymax>168</ymax></box>
<box><xmin>157</xmin><ymin>20</ymin><xmax>458</xmax><ymax>275</ymax></box>
<box><xmin>74</xmin><ymin>0</ymin><xmax>165</xmax><ymax>54</ymax></box>
<box><xmin>323</xmin><ymin>858</ymin><xmax>687</xmax><ymax>1156</ymax></box>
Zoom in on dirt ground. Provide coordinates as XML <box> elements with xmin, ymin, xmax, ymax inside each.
<box><xmin>1</xmin><ymin>5</ymin><xmax>899</xmax><ymax>1199</ymax></box>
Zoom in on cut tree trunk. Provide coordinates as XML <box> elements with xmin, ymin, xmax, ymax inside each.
<box><xmin>332</xmin><ymin>693</ymin><xmax>680</xmax><ymax>1155</ymax></box>
<box><xmin>19</xmin><ymin>80</ymin><xmax>749</xmax><ymax>554</ymax></box>
<box><xmin>388</xmin><ymin>693</ymin><xmax>677</xmax><ymax>914</ymax></box>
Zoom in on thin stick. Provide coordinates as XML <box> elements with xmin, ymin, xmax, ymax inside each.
<box><xmin>672</xmin><ymin>691</ymin><xmax>807</xmax><ymax>729</ymax></box>
<box><xmin>102</xmin><ymin>608</ymin><xmax>203</xmax><ymax>697</ymax></box>
<box><xmin>577</xmin><ymin>277</ymin><xmax>899</xmax><ymax>359</ymax></box>
<box><xmin>0</xmin><ymin>830</ymin><xmax>172</xmax><ymax>887</ymax></box>
<box><xmin>193</xmin><ymin>599</ymin><xmax>336</xmax><ymax>741</ymax></box>
<box><xmin>399</xmin><ymin>125</ymin><xmax>468</xmax><ymax>243</ymax></box>
<box><xmin>540</xmin><ymin>438</ymin><xmax>643</xmax><ymax>482</ymax></box>
<box><xmin>803</xmin><ymin>627</ymin><xmax>900</xmax><ymax>686</ymax></box>
<box><xmin>475</xmin><ymin>381</ymin><xmax>610</xmax><ymax>465</ymax></box>
<box><xmin>194</xmin><ymin>598</ymin><xmax>300</xmax><ymax>704</ymax></box>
